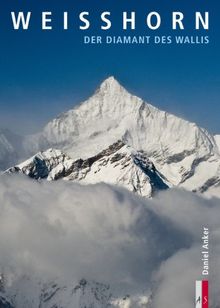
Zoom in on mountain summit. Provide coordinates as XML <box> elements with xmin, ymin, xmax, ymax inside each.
<box><xmin>98</xmin><ymin>76</ymin><xmax>122</xmax><ymax>92</ymax></box>
<box><xmin>2</xmin><ymin>77</ymin><xmax>220</xmax><ymax>197</ymax></box>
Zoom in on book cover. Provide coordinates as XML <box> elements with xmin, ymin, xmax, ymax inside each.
<box><xmin>0</xmin><ymin>1</ymin><xmax>219</xmax><ymax>307</ymax></box>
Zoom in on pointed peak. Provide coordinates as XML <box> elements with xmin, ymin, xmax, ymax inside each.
<box><xmin>101</xmin><ymin>76</ymin><xmax>118</xmax><ymax>84</ymax></box>
<box><xmin>98</xmin><ymin>76</ymin><xmax>124</xmax><ymax>93</ymax></box>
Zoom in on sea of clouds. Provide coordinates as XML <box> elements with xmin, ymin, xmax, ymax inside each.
<box><xmin>0</xmin><ymin>175</ymin><xmax>219</xmax><ymax>307</ymax></box>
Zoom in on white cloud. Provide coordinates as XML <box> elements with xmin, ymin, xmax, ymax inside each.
<box><xmin>0</xmin><ymin>175</ymin><xmax>219</xmax><ymax>307</ymax></box>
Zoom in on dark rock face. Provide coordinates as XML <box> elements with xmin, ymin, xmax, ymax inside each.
<box><xmin>56</xmin><ymin>140</ymin><xmax>126</xmax><ymax>180</ymax></box>
<box><xmin>197</xmin><ymin>177</ymin><xmax>220</xmax><ymax>193</ymax></box>
<box><xmin>133</xmin><ymin>152</ymin><xmax>169</xmax><ymax>192</ymax></box>
<box><xmin>0</xmin><ymin>295</ymin><xmax>14</xmax><ymax>308</ymax></box>
<box><xmin>6</xmin><ymin>149</ymin><xmax>71</xmax><ymax>180</ymax></box>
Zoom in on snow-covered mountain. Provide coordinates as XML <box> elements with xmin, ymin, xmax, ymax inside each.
<box><xmin>0</xmin><ymin>276</ymin><xmax>150</xmax><ymax>308</ymax></box>
<box><xmin>4</xmin><ymin>76</ymin><xmax>219</xmax><ymax>197</ymax></box>
<box><xmin>6</xmin><ymin>141</ymin><xmax>169</xmax><ymax>197</ymax></box>
<box><xmin>24</xmin><ymin>77</ymin><xmax>219</xmax><ymax>162</ymax></box>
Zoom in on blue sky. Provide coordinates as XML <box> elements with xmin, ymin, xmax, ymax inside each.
<box><xmin>0</xmin><ymin>0</ymin><xmax>219</xmax><ymax>134</ymax></box>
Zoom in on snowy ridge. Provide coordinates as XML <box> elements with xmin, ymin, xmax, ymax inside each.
<box><xmin>0</xmin><ymin>276</ymin><xmax>150</xmax><ymax>308</ymax></box>
<box><xmin>6</xmin><ymin>140</ymin><xmax>169</xmax><ymax>197</ymax></box>
<box><xmin>25</xmin><ymin>77</ymin><xmax>219</xmax><ymax>161</ymax></box>
<box><xmin>6</xmin><ymin>149</ymin><xmax>73</xmax><ymax>180</ymax></box>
